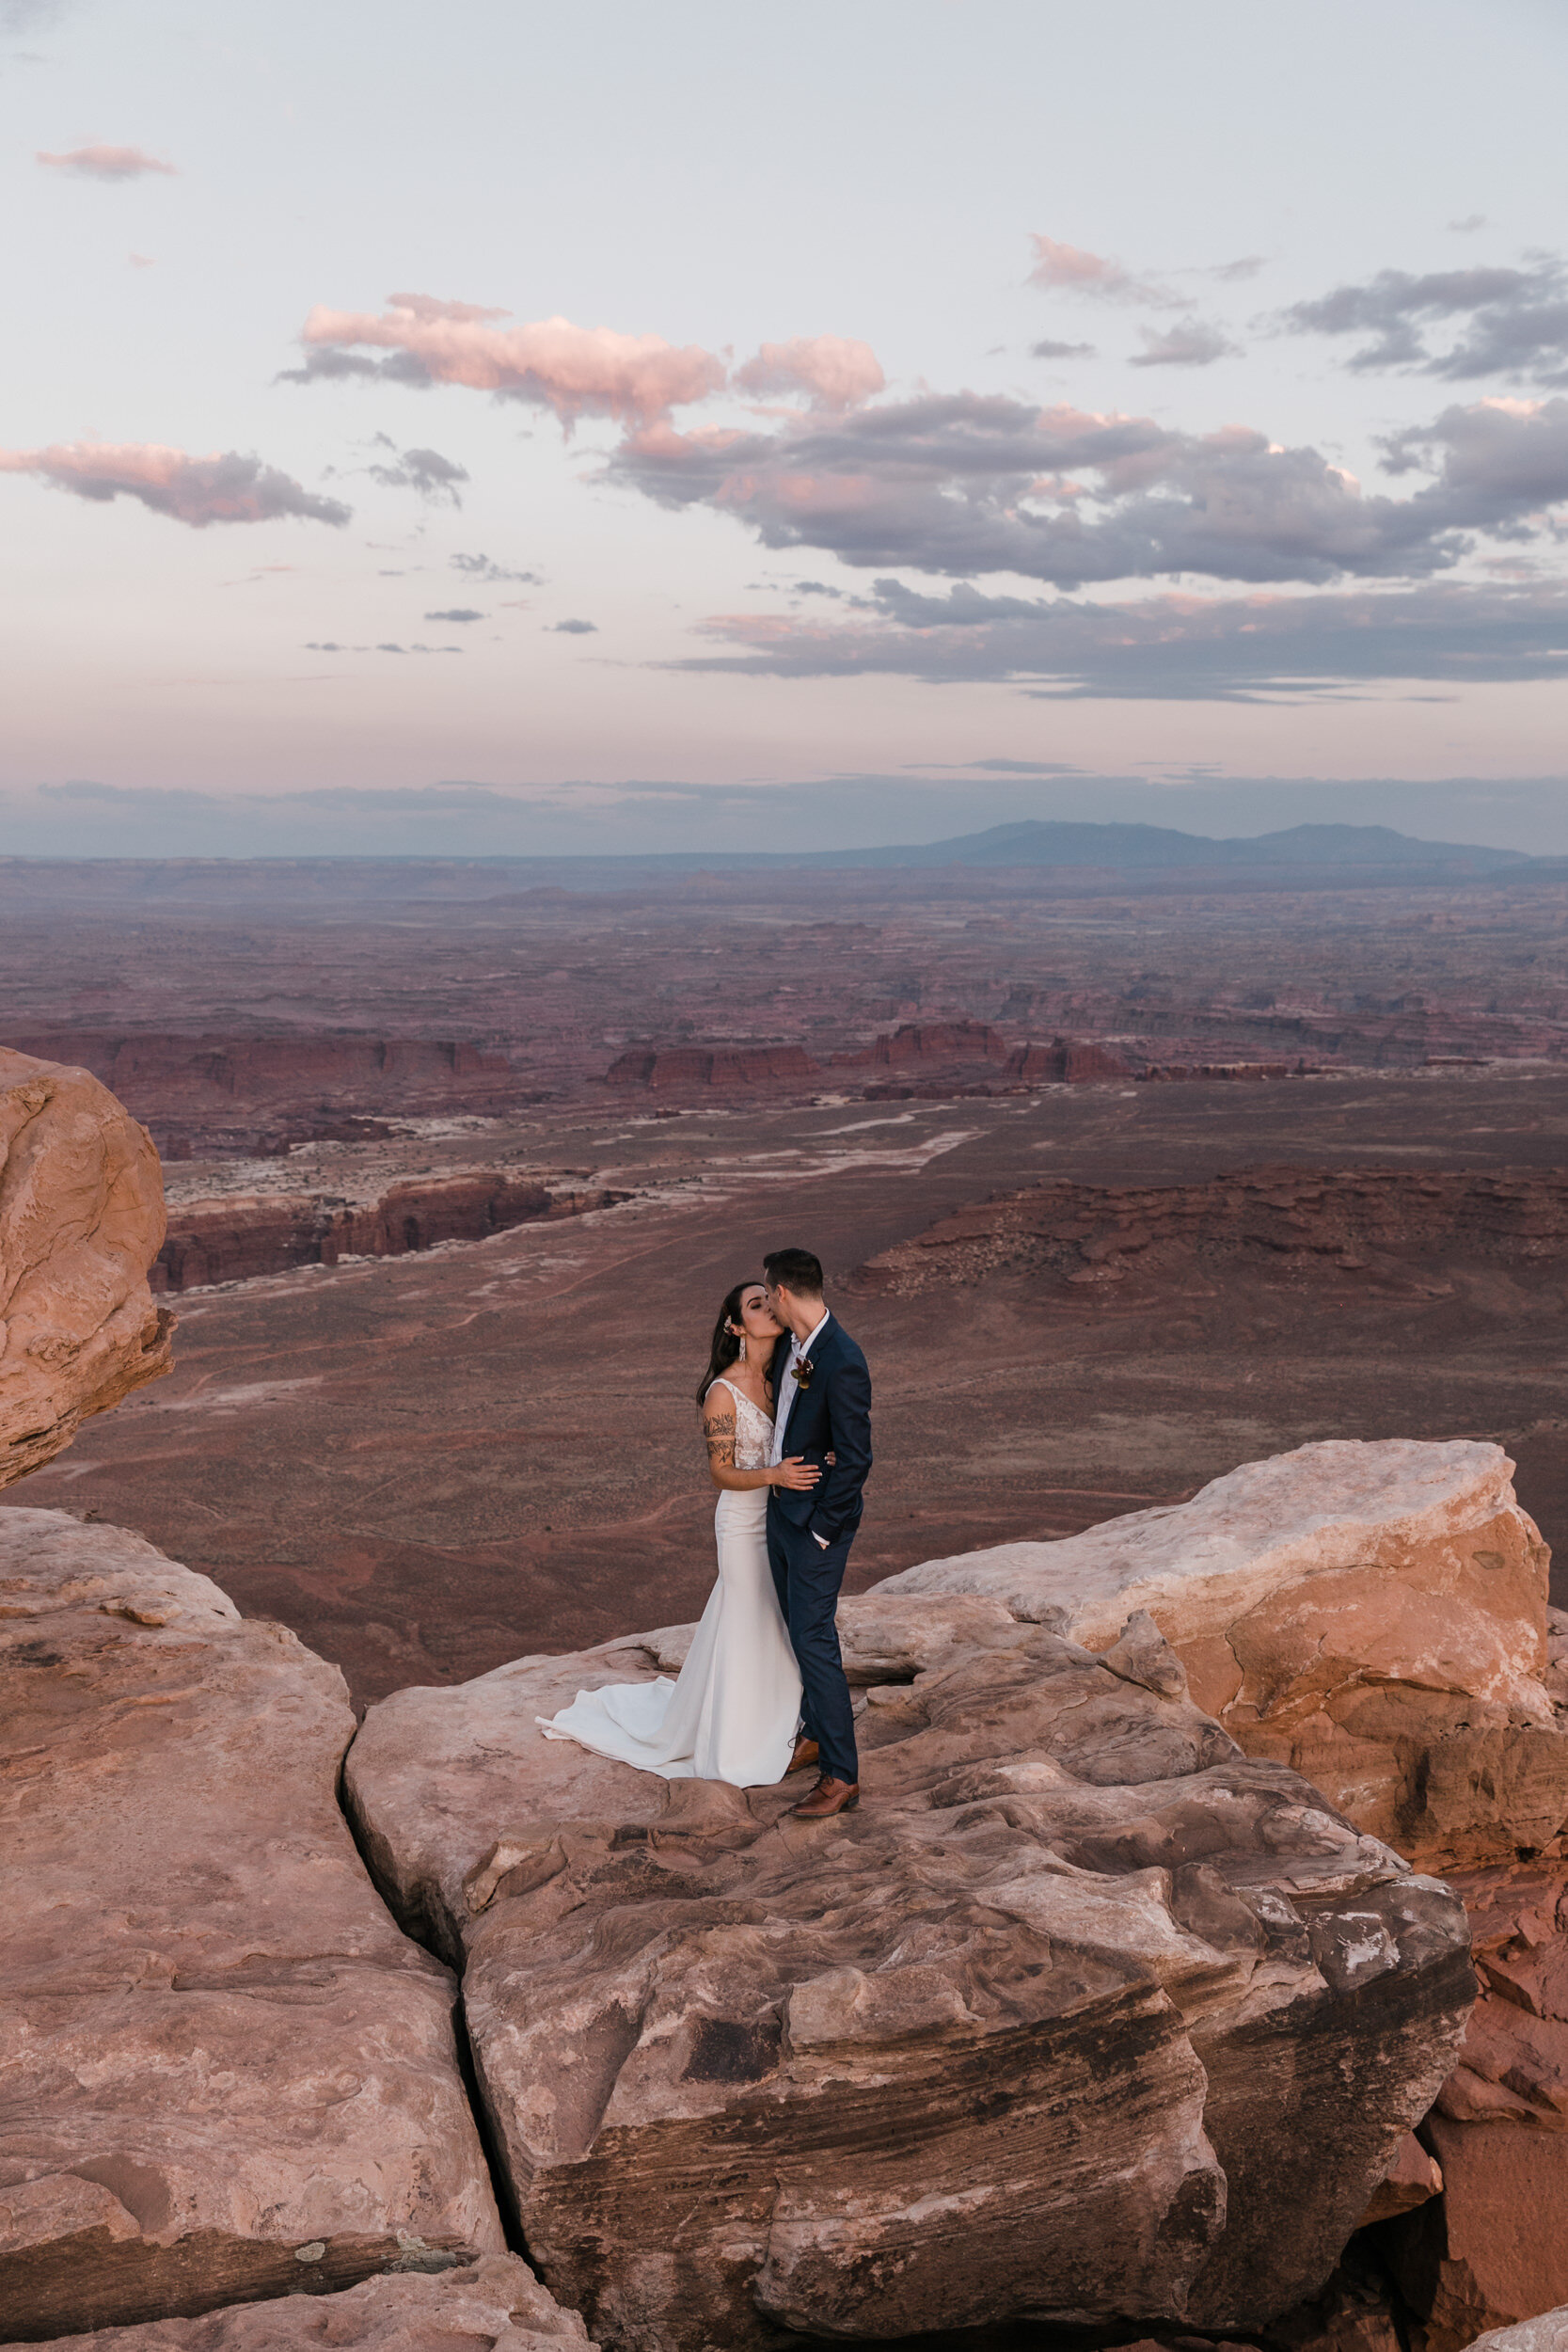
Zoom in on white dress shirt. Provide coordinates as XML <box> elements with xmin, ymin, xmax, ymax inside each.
<box><xmin>769</xmin><ymin>1310</ymin><xmax>830</xmax><ymax>1466</ymax></box>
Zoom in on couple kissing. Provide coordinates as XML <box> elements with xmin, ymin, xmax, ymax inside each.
<box><xmin>540</xmin><ymin>1248</ymin><xmax>873</xmax><ymax>1820</ymax></box>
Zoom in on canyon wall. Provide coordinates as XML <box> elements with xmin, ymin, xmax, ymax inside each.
<box><xmin>151</xmin><ymin>1176</ymin><xmax>626</xmax><ymax>1294</ymax></box>
<box><xmin>854</xmin><ymin>1162</ymin><xmax>1568</xmax><ymax>1298</ymax></box>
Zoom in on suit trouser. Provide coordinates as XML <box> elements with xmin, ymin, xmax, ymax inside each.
<box><xmin>767</xmin><ymin>1505</ymin><xmax>859</xmax><ymax>1786</ymax></box>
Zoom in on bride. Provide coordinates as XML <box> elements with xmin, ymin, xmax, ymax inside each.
<box><xmin>538</xmin><ymin>1279</ymin><xmax>817</xmax><ymax>1786</ymax></box>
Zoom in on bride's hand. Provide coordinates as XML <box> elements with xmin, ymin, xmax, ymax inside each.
<box><xmin>771</xmin><ymin>1455</ymin><xmax>821</xmax><ymax>1490</ymax></box>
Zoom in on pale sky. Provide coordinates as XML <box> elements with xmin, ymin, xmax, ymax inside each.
<box><xmin>5</xmin><ymin>0</ymin><xmax>1568</xmax><ymax>856</ymax></box>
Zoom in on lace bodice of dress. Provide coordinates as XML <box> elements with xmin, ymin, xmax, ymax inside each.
<box><xmin>712</xmin><ymin>1377</ymin><xmax>775</xmax><ymax>1471</ymax></box>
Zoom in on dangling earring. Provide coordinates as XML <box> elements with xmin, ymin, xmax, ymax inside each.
<box><xmin>736</xmin><ymin>1333</ymin><xmax>748</xmax><ymax>1363</ymax></box>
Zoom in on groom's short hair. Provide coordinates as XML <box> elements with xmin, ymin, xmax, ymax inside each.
<box><xmin>764</xmin><ymin>1247</ymin><xmax>823</xmax><ymax>1297</ymax></box>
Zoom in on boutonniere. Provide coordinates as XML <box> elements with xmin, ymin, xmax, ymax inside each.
<box><xmin>794</xmin><ymin>1354</ymin><xmax>815</xmax><ymax>1391</ymax></box>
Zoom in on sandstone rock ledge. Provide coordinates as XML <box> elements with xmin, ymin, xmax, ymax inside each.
<box><xmin>346</xmin><ymin>1596</ymin><xmax>1475</xmax><ymax>2352</ymax></box>
<box><xmin>1</xmin><ymin>1047</ymin><xmax>175</xmax><ymax>1489</ymax></box>
<box><xmin>0</xmin><ymin>1511</ymin><xmax>504</xmax><ymax>2343</ymax></box>
<box><xmin>0</xmin><ymin>2256</ymin><xmax>591</xmax><ymax>2352</ymax></box>
<box><xmin>879</xmin><ymin>1437</ymin><xmax>1560</xmax><ymax>1869</ymax></box>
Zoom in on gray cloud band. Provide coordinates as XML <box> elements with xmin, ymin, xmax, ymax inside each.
<box><xmin>666</xmin><ymin>578</ymin><xmax>1568</xmax><ymax>701</ymax></box>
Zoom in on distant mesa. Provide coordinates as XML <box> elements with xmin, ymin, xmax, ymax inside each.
<box><xmin>600</xmin><ymin>1024</ymin><xmax>1296</xmax><ymax>1100</ymax></box>
<box><xmin>5</xmin><ymin>1031</ymin><xmax>526</xmax><ymax>1158</ymax></box>
<box><xmin>1006</xmin><ymin>1036</ymin><xmax>1132</xmax><ymax>1082</ymax></box>
<box><xmin>606</xmin><ymin>1042</ymin><xmax>818</xmax><ymax>1091</ymax></box>
<box><xmin>608</xmin><ymin>1021</ymin><xmax>1018</xmax><ymax>1095</ymax></box>
<box><xmin>836</xmin><ymin>1017</ymin><xmax>1008</xmax><ymax>1070</ymax></box>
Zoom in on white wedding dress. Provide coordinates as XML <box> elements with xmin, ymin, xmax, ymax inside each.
<box><xmin>538</xmin><ymin>1379</ymin><xmax>804</xmax><ymax>1787</ymax></box>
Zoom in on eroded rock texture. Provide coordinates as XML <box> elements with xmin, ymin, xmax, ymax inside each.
<box><xmin>0</xmin><ymin>1511</ymin><xmax>504</xmax><ymax>2342</ymax></box>
<box><xmin>880</xmin><ymin>1438</ymin><xmax>1560</xmax><ymax>1868</ymax></box>
<box><xmin>1</xmin><ymin>1047</ymin><xmax>174</xmax><ymax>1487</ymax></box>
<box><xmin>346</xmin><ymin>1595</ymin><xmax>1474</xmax><ymax>2352</ymax></box>
<box><xmin>1383</xmin><ymin>1863</ymin><xmax>1568</xmax><ymax>2351</ymax></box>
<box><xmin>0</xmin><ymin>2256</ymin><xmax>591</xmax><ymax>2352</ymax></box>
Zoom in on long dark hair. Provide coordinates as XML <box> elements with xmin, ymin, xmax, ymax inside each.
<box><xmin>698</xmin><ymin>1280</ymin><xmax>757</xmax><ymax>1404</ymax></box>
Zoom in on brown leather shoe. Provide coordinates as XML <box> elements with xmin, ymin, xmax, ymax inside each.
<box><xmin>787</xmin><ymin>1735</ymin><xmax>819</xmax><ymax>1775</ymax></box>
<box><xmin>791</xmin><ymin>1774</ymin><xmax>860</xmax><ymax>1820</ymax></box>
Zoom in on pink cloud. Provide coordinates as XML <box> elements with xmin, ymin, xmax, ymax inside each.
<box><xmin>0</xmin><ymin>441</ymin><xmax>350</xmax><ymax>527</ymax></box>
<box><xmin>292</xmin><ymin>297</ymin><xmax>727</xmax><ymax>424</ymax></box>
<box><xmin>1027</xmin><ymin>234</ymin><xmax>1171</xmax><ymax>305</ymax></box>
<box><xmin>36</xmin><ymin>144</ymin><xmax>177</xmax><ymax>180</ymax></box>
<box><xmin>385</xmin><ymin>291</ymin><xmax>513</xmax><ymax>325</ymax></box>
<box><xmin>733</xmin><ymin>335</ymin><xmax>885</xmax><ymax>410</ymax></box>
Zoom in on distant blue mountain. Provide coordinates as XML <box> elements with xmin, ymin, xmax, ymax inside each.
<box><xmin>788</xmin><ymin>820</ymin><xmax>1529</xmax><ymax>871</ymax></box>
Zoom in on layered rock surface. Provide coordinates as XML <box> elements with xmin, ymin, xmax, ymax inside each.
<box><xmin>1</xmin><ymin>1047</ymin><xmax>174</xmax><ymax>1487</ymax></box>
<box><xmin>346</xmin><ymin>1594</ymin><xmax>1474</xmax><ymax>2352</ymax></box>
<box><xmin>0</xmin><ymin>1510</ymin><xmax>504</xmax><ymax>2342</ymax></box>
<box><xmin>0</xmin><ymin>2256</ymin><xmax>591</xmax><ymax>2352</ymax></box>
<box><xmin>880</xmin><ymin>1438</ymin><xmax>1559</xmax><ymax>1868</ymax></box>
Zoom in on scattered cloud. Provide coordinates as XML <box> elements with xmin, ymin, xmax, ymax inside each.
<box><xmin>128</xmin><ymin>250</ymin><xmax>153</xmax><ymax>268</ymax></box>
<box><xmin>1205</xmin><ymin>255</ymin><xmax>1267</xmax><ymax>283</ymax></box>
<box><xmin>1031</xmin><ymin>338</ymin><xmax>1097</xmax><ymax>359</ymax></box>
<box><xmin>36</xmin><ymin>142</ymin><xmax>175</xmax><ymax>179</ymax></box>
<box><xmin>668</xmin><ymin>574</ymin><xmax>1568</xmax><ymax>700</ymax></box>
<box><xmin>1282</xmin><ymin>256</ymin><xmax>1568</xmax><ymax>384</ymax></box>
<box><xmin>1026</xmin><ymin>234</ymin><xmax>1173</xmax><ymax>306</ymax></box>
<box><xmin>423</xmin><ymin>606</ymin><xmax>484</xmax><ymax>622</ymax></box>
<box><xmin>909</xmin><ymin>756</ymin><xmax>1085</xmax><ymax>774</ymax></box>
<box><xmin>220</xmin><ymin>563</ymin><xmax>298</xmax><ymax>587</ymax></box>
<box><xmin>733</xmin><ymin>335</ymin><xmax>885</xmax><ymax>411</ymax></box>
<box><xmin>451</xmin><ymin>550</ymin><xmax>542</xmax><ymax>583</ymax></box>
<box><xmin>1129</xmin><ymin>319</ymin><xmax>1240</xmax><ymax>368</ymax></box>
<box><xmin>1449</xmin><ymin>215</ymin><xmax>1489</xmax><ymax>235</ymax></box>
<box><xmin>307</xmin><ymin>640</ymin><xmax>463</xmax><ymax>654</ymax></box>
<box><xmin>283</xmin><ymin>293</ymin><xmax>728</xmax><ymax>424</ymax></box>
<box><xmin>364</xmin><ymin>437</ymin><xmax>469</xmax><ymax>504</ymax></box>
<box><xmin>0</xmin><ymin>440</ymin><xmax>351</xmax><ymax>526</ymax></box>
<box><xmin>547</xmin><ymin>617</ymin><xmax>597</xmax><ymax>633</ymax></box>
<box><xmin>611</xmin><ymin>389</ymin><xmax>1568</xmax><ymax>592</ymax></box>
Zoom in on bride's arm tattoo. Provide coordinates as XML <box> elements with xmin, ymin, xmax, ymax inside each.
<box><xmin>703</xmin><ymin>1406</ymin><xmax>736</xmax><ymax>1468</ymax></box>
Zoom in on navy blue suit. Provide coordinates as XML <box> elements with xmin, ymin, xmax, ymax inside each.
<box><xmin>767</xmin><ymin>1312</ymin><xmax>873</xmax><ymax>1786</ymax></box>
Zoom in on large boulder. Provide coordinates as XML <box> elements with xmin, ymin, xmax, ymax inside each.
<box><xmin>0</xmin><ymin>1511</ymin><xmax>504</xmax><ymax>2341</ymax></box>
<box><xmin>1</xmin><ymin>1046</ymin><xmax>173</xmax><ymax>1487</ymax></box>
<box><xmin>345</xmin><ymin>1595</ymin><xmax>1475</xmax><ymax>2352</ymax></box>
<box><xmin>0</xmin><ymin>2255</ymin><xmax>592</xmax><ymax>2352</ymax></box>
<box><xmin>878</xmin><ymin>1438</ymin><xmax>1562</xmax><ymax>1868</ymax></box>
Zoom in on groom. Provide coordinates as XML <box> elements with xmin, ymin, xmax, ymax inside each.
<box><xmin>762</xmin><ymin>1247</ymin><xmax>873</xmax><ymax>1820</ymax></box>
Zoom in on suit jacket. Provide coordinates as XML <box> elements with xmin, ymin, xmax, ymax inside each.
<box><xmin>768</xmin><ymin>1311</ymin><xmax>873</xmax><ymax>1548</ymax></box>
